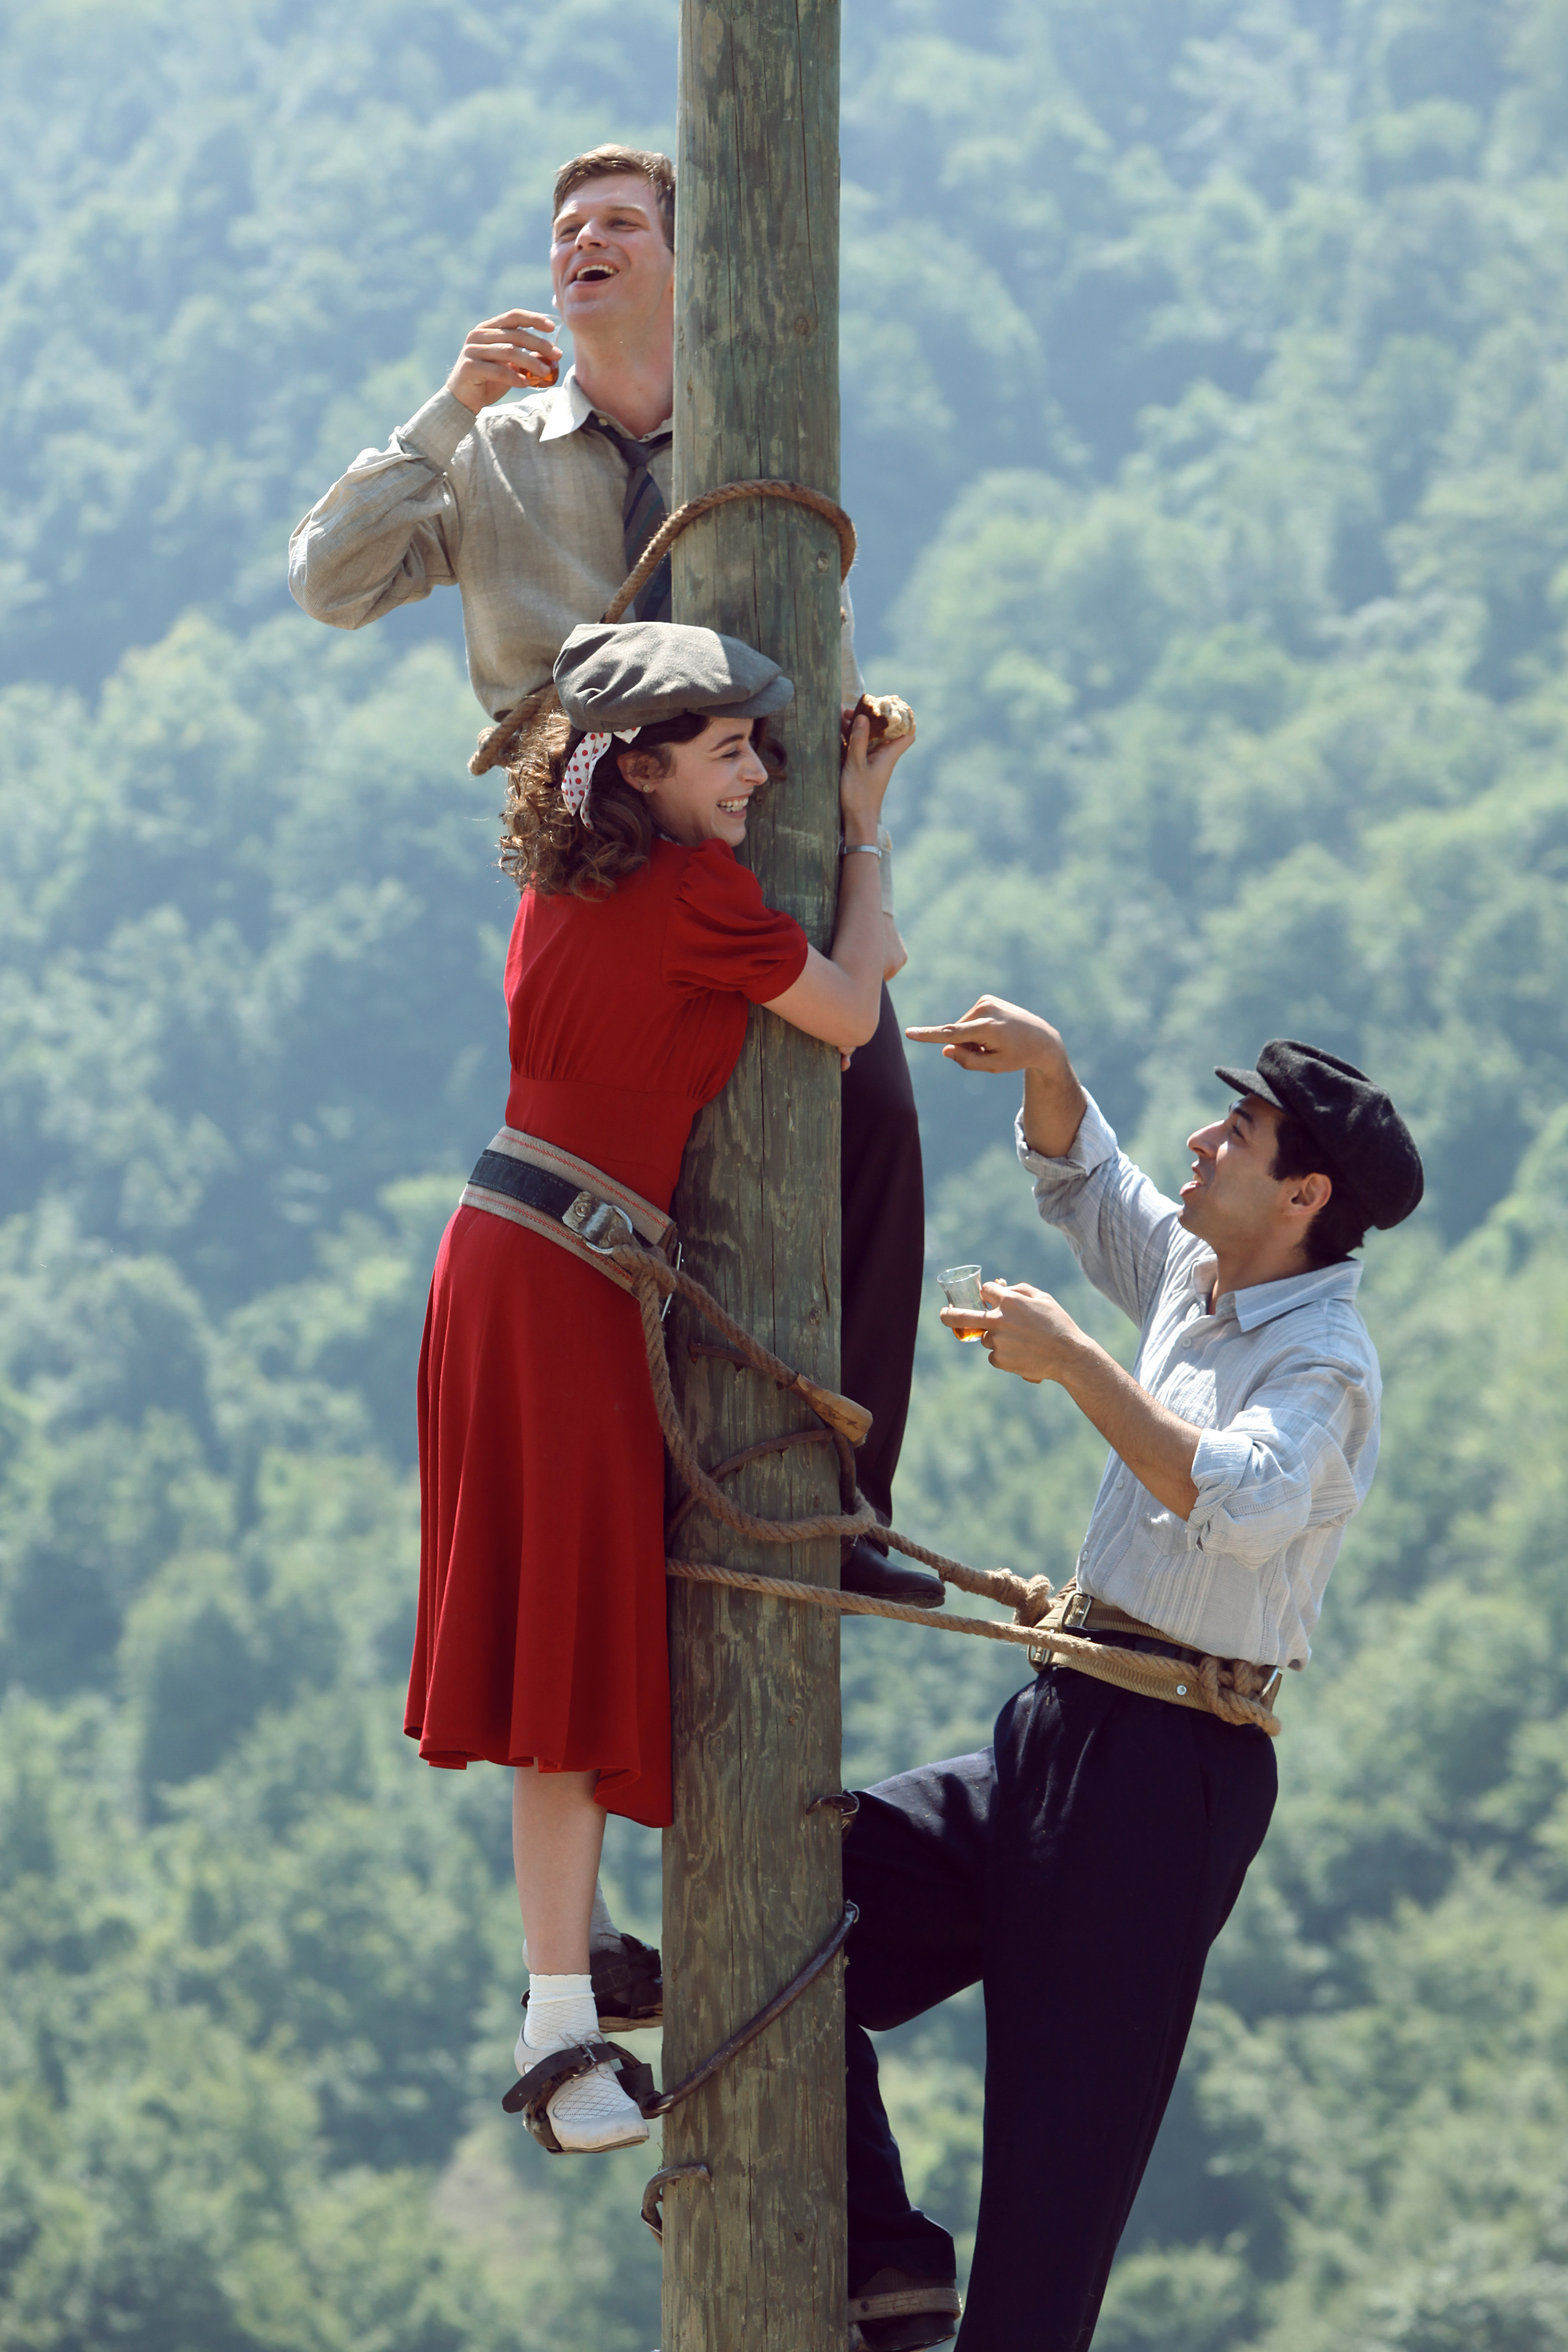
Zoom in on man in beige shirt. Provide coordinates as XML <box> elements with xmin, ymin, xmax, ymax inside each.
<box><xmin>288</xmin><ymin>156</ymin><xmax>865</xmax><ymax>714</ymax></box>
<box><xmin>290</xmin><ymin>150</ymin><xmax>929</xmax><ymax>1581</ymax></box>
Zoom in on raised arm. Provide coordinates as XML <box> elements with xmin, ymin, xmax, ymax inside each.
<box><xmin>760</xmin><ymin>714</ymin><xmax>915</xmax><ymax>1055</ymax></box>
<box><xmin>906</xmin><ymin>997</ymin><xmax>1087</xmax><ymax>1155</ymax></box>
<box><xmin>288</xmin><ymin>393</ymin><xmax>467</xmax><ymax>630</ymax></box>
<box><xmin>288</xmin><ymin>309</ymin><xmax>563</xmax><ymax>632</ymax></box>
<box><xmin>837</xmin><ymin>587</ymin><xmax>905</xmax><ymax>982</ymax></box>
<box><xmin>909</xmin><ymin>998</ymin><xmax>1181</xmax><ymax>1328</ymax></box>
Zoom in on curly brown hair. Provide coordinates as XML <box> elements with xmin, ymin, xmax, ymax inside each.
<box><xmin>500</xmin><ymin>710</ymin><xmax>712</xmax><ymax>898</ymax></box>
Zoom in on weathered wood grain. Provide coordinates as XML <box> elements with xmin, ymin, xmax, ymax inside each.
<box><xmin>661</xmin><ymin>2</ymin><xmax>846</xmax><ymax>2348</ymax></box>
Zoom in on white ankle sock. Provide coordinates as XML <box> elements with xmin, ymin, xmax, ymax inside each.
<box><xmin>522</xmin><ymin>1972</ymin><xmax>598</xmax><ymax>2053</ymax></box>
<box><xmin>515</xmin><ymin>1968</ymin><xmax>648</xmax><ymax>2153</ymax></box>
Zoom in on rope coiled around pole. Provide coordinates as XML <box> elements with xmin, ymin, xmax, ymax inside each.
<box><xmin>468</xmin><ymin>477</ymin><xmax>857</xmax><ymax>776</ymax></box>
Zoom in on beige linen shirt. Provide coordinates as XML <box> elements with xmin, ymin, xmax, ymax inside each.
<box><xmin>288</xmin><ymin>370</ymin><xmax>891</xmax><ymax>903</ymax></box>
<box><xmin>288</xmin><ymin>368</ymin><xmax>867</xmax><ymax>715</ymax></box>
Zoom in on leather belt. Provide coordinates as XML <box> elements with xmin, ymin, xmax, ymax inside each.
<box><xmin>1053</xmin><ymin>1586</ymin><xmax>1279</xmax><ymax>1686</ymax></box>
<box><xmin>1057</xmin><ymin>1589</ymin><xmax>1209</xmax><ymax>1666</ymax></box>
<box><xmin>460</xmin><ymin>1127</ymin><xmax>676</xmax><ymax>1296</ymax></box>
<box><xmin>470</xmin><ymin>1149</ymin><xmax>630</xmax><ymax>1243</ymax></box>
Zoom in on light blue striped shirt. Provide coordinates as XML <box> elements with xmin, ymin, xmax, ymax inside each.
<box><xmin>1017</xmin><ymin>1095</ymin><xmax>1382</xmax><ymax>1668</ymax></box>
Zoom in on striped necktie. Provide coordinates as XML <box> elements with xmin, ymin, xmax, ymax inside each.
<box><xmin>585</xmin><ymin>415</ymin><xmax>674</xmax><ymax>623</ymax></box>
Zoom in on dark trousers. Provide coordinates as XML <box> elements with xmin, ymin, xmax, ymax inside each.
<box><xmin>841</xmin><ymin>985</ymin><xmax>924</xmax><ymax>1523</ymax></box>
<box><xmin>844</xmin><ymin>1669</ymin><xmax>1278</xmax><ymax>2350</ymax></box>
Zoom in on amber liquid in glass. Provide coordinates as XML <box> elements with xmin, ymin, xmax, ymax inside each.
<box><xmin>951</xmin><ymin>1323</ymin><xmax>986</xmax><ymax>1342</ymax></box>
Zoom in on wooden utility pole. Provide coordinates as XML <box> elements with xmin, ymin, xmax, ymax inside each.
<box><xmin>660</xmin><ymin>0</ymin><xmax>845</xmax><ymax>2346</ymax></box>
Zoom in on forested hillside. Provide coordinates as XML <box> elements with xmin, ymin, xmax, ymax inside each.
<box><xmin>4</xmin><ymin>2</ymin><xmax>1568</xmax><ymax>2346</ymax></box>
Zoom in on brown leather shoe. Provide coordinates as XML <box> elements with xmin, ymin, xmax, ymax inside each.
<box><xmin>847</xmin><ymin>2269</ymin><xmax>962</xmax><ymax>2350</ymax></box>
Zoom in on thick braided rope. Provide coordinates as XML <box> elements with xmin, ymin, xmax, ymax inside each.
<box><xmin>613</xmin><ymin>1244</ymin><xmax>1280</xmax><ymax>1735</ymax></box>
<box><xmin>668</xmin><ymin>1560</ymin><xmax>1040</xmax><ymax>1646</ymax></box>
<box><xmin>469</xmin><ymin>478</ymin><xmax>857</xmax><ymax>775</ymax></box>
<box><xmin>622</xmin><ymin>1251</ymin><xmax>1039</xmax><ymax>1605</ymax></box>
<box><xmin>622</xmin><ymin>1252</ymin><xmax>883</xmax><ymax>1548</ymax></box>
<box><xmin>470</xmin><ymin>678</ymin><xmax>563</xmax><ymax>777</ymax></box>
<box><xmin>618</xmin><ymin>1247</ymin><xmax>1031</xmax><ymax>1607</ymax></box>
<box><xmin>666</xmin><ymin>1561</ymin><xmax>1281</xmax><ymax>1734</ymax></box>
<box><xmin>601</xmin><ymin>479</ymin><xmax>856</xmax><ymax>623</ymax></box>
<box><xmin>617</xmin><ymin>1245</ymin><xmax>824</xmax><ymax>1412</ymax></box>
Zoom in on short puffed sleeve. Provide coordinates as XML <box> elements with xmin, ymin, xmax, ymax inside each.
<box><xmin>663</xmin><ymin>841</ymin><xmax>810</xmax><ymax>1003</ymax></box>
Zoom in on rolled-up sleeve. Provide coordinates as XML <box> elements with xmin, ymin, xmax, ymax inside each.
<box><xmin>288</xmin><ymin>388</ymin><xmax>471</xmax><ymax>628</ymax></box>
<box><xmin>1017</xmin><ymin>1095</ymin><xmax>1183</xmax><ymax>1326</ymax></box>
<box><xmin>1185</xmin><ymin>1357</ymin><xmax>1375</xmax><ymax>1567</ymax></box>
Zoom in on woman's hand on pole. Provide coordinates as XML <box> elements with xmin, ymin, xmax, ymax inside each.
<box><xmin>757</xmin><ymin>711</ymin><xmax>916</xmax><ymax>1053</ymax></box>
<box><xmin>839</xmin><ymin>709</ymin><xmax>914</xmax><ymax>844</ymax></box>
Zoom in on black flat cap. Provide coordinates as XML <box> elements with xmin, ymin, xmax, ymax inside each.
<box><xmin>1214</xmin><ymin>1040</ymin><xmax>1424</xmax><ymax>1229</ymax></box>
<box><xmin>554</xmin><ymin>620</ymin><xmax>794</xmax><ymax>731</ymax></box>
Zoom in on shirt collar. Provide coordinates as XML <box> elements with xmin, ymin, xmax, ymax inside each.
<box><xmin>539</xmin><ymin>366</ymin><xmax>673</xmax><ymax>445</ymax></box>
<box><xmin>538</xmin><ymin>366</ymin><xmax>594</xmax><ymax>442</ymax></box>
<box><xmin>1187</xmin><ymin>1252</ymin><xmax>1364</xmax><ymax>1331</ymax></box>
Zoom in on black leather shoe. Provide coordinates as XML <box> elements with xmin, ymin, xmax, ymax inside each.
<box><xmin>841</xmin><ymin>1537</ymin><xmax>944</xmax><ymax>1609</ymax></box>
<box><xmin>590</xmin><ymin>1932</ymin><xmax>663</xmax><ymax>2031</ymax></box>
<box><xmin>848</xmin><ymin>2269</ymin><xmax>962</xmax><ymax>2350</ymax></box>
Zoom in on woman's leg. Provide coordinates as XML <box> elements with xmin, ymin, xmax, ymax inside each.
<box><xmin>512</xmin><ymin>1764</ymin><xmax>605</xmax><ymax>1971</ymax></box>
<box><xmin>511</xmin><ymin>1765</ymin><xmax>648</xmax><ymax>2152</ymax></box>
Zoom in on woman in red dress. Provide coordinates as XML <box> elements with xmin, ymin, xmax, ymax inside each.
<box><xmin>406</xmin><ymin>620</ymin><xmax>913</xmax><ymax>2150</ymax></box>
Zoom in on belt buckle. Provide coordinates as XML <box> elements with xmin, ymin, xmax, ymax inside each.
<box><xmin>563</xmin><ymin>1189</ymin><xmax>636</xmax><ymax>1254</ymax></box>
<box><xmin>1063</xmin><ymin>1589</ymin><xmax>1094</xmax><ymax>1630</ymax></box>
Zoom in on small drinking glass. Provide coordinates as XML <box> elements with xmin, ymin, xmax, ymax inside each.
<box><xmin>938</xmin><ymin>1264</ymin><xmax>988</xmax><ymax>1343</ymax></box>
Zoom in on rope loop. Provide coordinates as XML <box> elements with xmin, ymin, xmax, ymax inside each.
<box><xmin>602</xmin><ymin>478</ymin><xmax>856</xmax><ymax>624</ymax></box>
<box><xmin>470</xmin><ymin>476</ymin><xmax>856</xmax><ymax>774</ymax></box>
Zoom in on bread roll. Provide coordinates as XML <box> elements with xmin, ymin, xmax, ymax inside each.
<box><xmin>844</xmin><ymin>692</ymin><xmax>915</xmax><ymax>748</ymax></box>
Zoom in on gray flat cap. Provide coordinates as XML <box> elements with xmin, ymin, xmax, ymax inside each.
<box><xmin>554</xmin><ymin>621</ymin><xmax>794</xmax><ymax>732</ymax></box>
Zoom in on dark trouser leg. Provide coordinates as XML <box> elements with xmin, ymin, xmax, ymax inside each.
<box><xmin>841</xmin><ymin>985</ymin><xmax>924</xmax><ymax>1523</ymax></box>
<box><xmin>844</xmin><ymin>1751</ymin><xmax>993</xmax><ymax>2289</ymax></box>
<box><xmin>960</xmin><ymin>1671</ymin><xmax>1278</xmax><ymax>2352</ymax></box>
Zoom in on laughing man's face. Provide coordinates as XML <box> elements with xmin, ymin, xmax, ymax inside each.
<box><xmin>550</xmin><ymin>173</ymin><xmax>674</xmax><ymax>338</ymax></box>
<box><xmin>1180</xmin><ymin>1095</ymin><xmax>1290</xmax><ymax>1251</ymax></box>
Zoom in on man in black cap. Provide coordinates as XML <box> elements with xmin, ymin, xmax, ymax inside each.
<box><xmin>837</xmin><ymin>996</ymin><xmax>1422</xmax><ymax>2352</ymax></box>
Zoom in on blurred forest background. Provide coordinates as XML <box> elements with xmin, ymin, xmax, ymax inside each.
<box><xmin>4</xmin><ymin>0</ymin><xmax>1568</xmax><ymax>2345</ymax></box>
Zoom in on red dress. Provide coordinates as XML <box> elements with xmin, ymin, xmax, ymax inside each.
<box><xmin>405</xmin><ymin>840</ymin><xmax>808</xmax><ymax>1827</ymax></box>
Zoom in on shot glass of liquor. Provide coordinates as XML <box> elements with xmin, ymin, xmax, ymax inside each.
<box><xmin>938</xmin><ymin>1265</ymin><xmax>987</xmax><ymax>1342</ymax></box>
